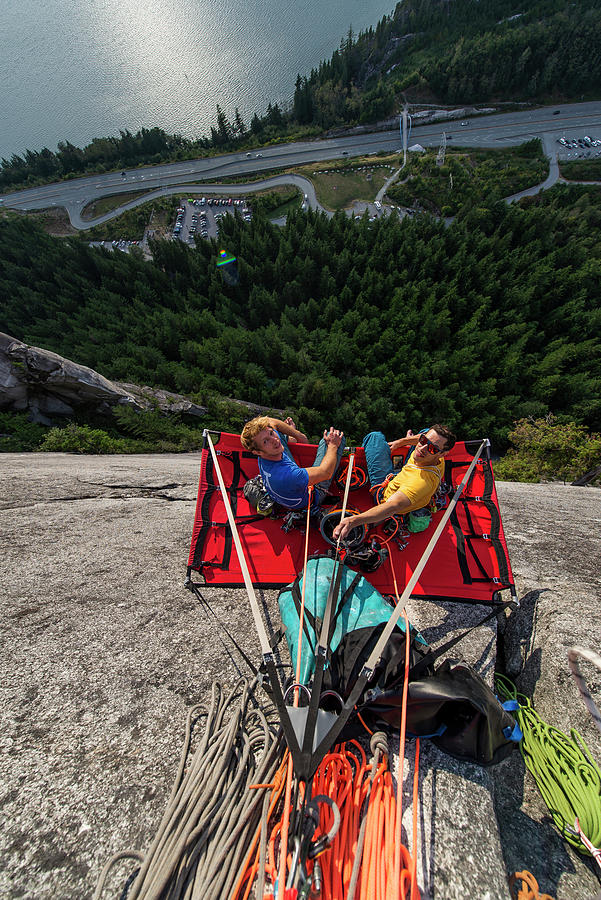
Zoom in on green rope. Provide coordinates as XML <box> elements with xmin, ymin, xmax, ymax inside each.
<box><xmin>496</xmin><ymin>673</ymin><xmax>601</xmax><ymax>858</ymax></box>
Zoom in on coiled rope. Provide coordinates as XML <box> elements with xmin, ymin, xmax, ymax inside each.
<box><xmin>496</xmin><ymin>673</ymin><xmax>601</xmax><ymax>863</ymax></box>
<box><xmin>508</xmin><ymin>870</ymin><xmax>555</xmax><ymax>900</ymax></box>
<box><xmin>93</xmin><ymin>678</ymin><xmax>283</xmax><ymax>900</ymax></box>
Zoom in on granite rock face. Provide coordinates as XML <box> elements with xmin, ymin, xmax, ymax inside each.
<box><xmin>0</xmin><ymin>332</ymin><xmax>207</xmax><ymax>423</ymax></box>
<box><xmin>0</xmin><ymin>456</ymin><xmax>599</xmax><ymax>900</ymax></box>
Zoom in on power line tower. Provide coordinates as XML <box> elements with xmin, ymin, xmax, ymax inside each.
<box><xmin>400</xmin><ymin>104</ymin><xmax>411</xmax><ymax>166</ymax></box>
<box><xmin>437</xmin><ymin>131</ymin><xmax>447</xmax><ymax>166</ymax></box>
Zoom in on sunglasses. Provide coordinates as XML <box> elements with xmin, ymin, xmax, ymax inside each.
<box><xmin>418</xmin><ymin>433</ymin><xmax>444</xmax><ymax>455</ymax></box>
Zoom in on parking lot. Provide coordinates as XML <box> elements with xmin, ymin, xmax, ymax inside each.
<box><xmin>172</xmin><ymin>196</ymin><xmax>252</xmax><ymax>244</ymax></box>
<box><xmin>556</xmin><ymin>134</ymin><xmax>601</xmax><ymax>159</ymax></box>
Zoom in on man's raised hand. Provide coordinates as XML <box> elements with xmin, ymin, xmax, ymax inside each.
<box><xmin>324</xmin><ymin>427</ymin><xmax>344</xmax><ymax>448</ymax></box>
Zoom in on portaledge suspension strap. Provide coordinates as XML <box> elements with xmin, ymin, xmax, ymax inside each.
<box><xmin>298</xmin><ymin>450</ymin><xmax>356</xmax><ymax>780</ymax></box>
<box><xmin>205</xmin><ymin>432</ymin><xmax>306</xmax><ymax>769</ymax></box>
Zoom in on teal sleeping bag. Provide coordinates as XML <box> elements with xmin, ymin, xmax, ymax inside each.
<box><xmin>277</xmin><ymin>555</ymin><xmax>427</xmax><ymax>684</ymax></box>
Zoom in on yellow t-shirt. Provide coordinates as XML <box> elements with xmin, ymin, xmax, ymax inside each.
<box><xmin>382</xmin><ymin>458</ymin><xmax>444</xmax><ymax>512</ymax></box>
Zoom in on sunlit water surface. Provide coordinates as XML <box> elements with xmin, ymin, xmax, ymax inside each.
<box><xmin>0</xmin><ymin>0</ymin><xmax>394</xmax><ymax>158</ymax></box>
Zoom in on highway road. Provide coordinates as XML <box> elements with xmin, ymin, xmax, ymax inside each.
<box><xmin>2</xmin><ymin>100</ymin><xmax>601</xmax><ymax>228</ymax></box>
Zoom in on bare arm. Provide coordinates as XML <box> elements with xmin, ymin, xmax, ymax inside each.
<box><xmin>333</xmin><ymin>489</ymin><xmax>412</xmax><ymax>540</ymax></box>
<box><xmin>388</xmin><ymin>429</ymin><xmax>419</xmax><ymax>455</ymax></box>
<box><xmin>306</xmin><ymin>428</ymin><xmax>344</xmax><ymax>486</ymax></box>
<box><xmin>267</xmin><ymin>416</ymin><xmax>309</xmax><ymax>444</ymax></box>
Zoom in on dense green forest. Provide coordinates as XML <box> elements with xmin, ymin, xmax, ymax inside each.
<box><xmin>299</xmin><ymin>0</ymin><xmax>601</xmax><ymax>127</ymax></box>
<box><xmin>3</xmin><ymin>0</ymin><xmax>601</xmax><ymax>191</ymax></box>
<box><xmin>2</xmin><ymin>183</ymin><xmax>600</xmax><ymax>451</ymax></box>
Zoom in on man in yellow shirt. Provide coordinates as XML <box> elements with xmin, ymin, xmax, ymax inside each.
<box><xmin>333</xmin><ymin>425</ymin><xmax>455</xmax><ymax>541</ymax></box>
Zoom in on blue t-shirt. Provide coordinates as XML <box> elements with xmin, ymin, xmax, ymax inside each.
<box><xmin>258</xmin><ymin>434</ymin><xmax>309</xmax><ymax>509</ymax></box>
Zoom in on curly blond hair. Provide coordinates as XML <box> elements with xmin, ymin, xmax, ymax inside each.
<box><xmin>240</xmin><ymin>416</ymin><xmax>273</xmax><ymax>451</ymax></box>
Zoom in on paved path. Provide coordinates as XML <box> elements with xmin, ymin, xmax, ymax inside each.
<box><xmin>70</xmin><ymin>174</ymin><xmax>319</xmax><ymax>230</ymax></box>
<box><xmin>505</xmin><ymin>132</ymin><xmax>601</xmax><ymax>203</ymax></box>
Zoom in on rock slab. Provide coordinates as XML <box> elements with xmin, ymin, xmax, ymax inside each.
<box><xmin>0</xmin><ymin>455</ymin><xmax>600</xmax><ymax>899</ymax></box>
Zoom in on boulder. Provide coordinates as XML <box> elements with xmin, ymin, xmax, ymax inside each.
<box><xmin>0</xmin><ymin>332</ymin><xmax>207</xmax><ymax>421</ymax></box>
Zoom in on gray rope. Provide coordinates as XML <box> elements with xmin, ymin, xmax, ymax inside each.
<box><xmin>93</xmin><ymin>678</ymin><xmax>283</xmax><ymax>900</ymax></box>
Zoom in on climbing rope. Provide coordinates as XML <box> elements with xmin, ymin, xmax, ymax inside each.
<box><xmin>230</xmin><ymin>752</ymin><xmax>290</xmax><ymax>900</ymax></box>
<box><xmin>261</xmin><ymin>735</ymin><xmax>419</xmax><ymax>900</ymax></box>
<box><xmin>388</xmin><ymin>549</ymin><xmax>419</xmax><ymax>900</ymax></box>
<box><xmin>278</xmin><ymin>486</ymin><xmax>314</xmax><ymax>900</ymax></box>
<box><xmin>508</xmin><ymin>870</ymin><xmax>555</xmax><ymax>900</ymax></box>
<box><xmin>93</xmin><ymin>678</ymin><xmax>283</xmax><ymax>900</ymax></box>
<box><xmin>335</xmin><ymin>460</ymin><xmax>367</xmax><ymax>491</ymax></box>
<box><xmin>496</xmin><ymin>673</ymin><xmax>601</xmax><ymax>865</ymax></box>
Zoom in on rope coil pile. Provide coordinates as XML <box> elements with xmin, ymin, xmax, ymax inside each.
<box><xmin>93</xmin><ymin>679</ymin><xmax>283</xmax><ymax>900</ymax></box>
<box><xmin>496</xmin><ymin>673</ymin><xmax>601</xmax><ymax>862</ymax></box>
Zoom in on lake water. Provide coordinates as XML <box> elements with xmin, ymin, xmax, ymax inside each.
<box><xmin>0</xmin><ymin>0</ymin><xmax>394</xmax><ymax>160</ymax></box>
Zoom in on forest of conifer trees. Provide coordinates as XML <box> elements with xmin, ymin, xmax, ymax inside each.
<box><xmin>2</xmin><ymin>181</ymin><xmax>600</xmax><ymax>452</ymax></box>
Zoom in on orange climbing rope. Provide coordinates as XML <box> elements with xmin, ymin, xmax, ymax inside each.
<box><xmin>232</xmin><ymin>462</ymin><xmax>423</xmax><ymax>900</ymax></box>
<box><xmin>278</xmin><ymin>486</ymin><xmax>313</xmax><ymax>900</ymax></box>
<box><xmin>509</xmin><ymin>870</ymin><xmax>556</xmax><ymax>900</ymax></box>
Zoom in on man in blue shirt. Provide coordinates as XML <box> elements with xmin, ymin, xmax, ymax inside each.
<box><xmin>240</xmin><ymin>416</ymin><xmax>345</xmax><ymax>510</ymax></box>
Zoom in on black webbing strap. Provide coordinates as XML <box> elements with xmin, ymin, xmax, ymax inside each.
<box><xmin>290</xmin><ymin>577</ymin><xmax>319</xmax><ymax>655</ymax></box>
<box><xmin>328</xmin><ymin>570</ymin><xmax>363</xmax><ymax>639</ymax></box>
<box><xmin>219</xmin><ymin>450</ymin><xmax>242</xmax><ymax>571</ymax></box>
<box><xmin>450</xmin><ymin>504</ymin><xmax>472</xmax><ymax>584</ymax></box>
<box><xmin>465</xmin><ymin>535</ymin><xmax>495</xmax><ymax>582</ymax></box>
<box><xmin>479</xmin><ymin>491</ymin><xmax>511</xmax><ymax>585</ymax></box>
<box><xmin>190</xmin><ymin>447</ymin><xmax>217</xmax><ymax>571</ymax></box>
<box><xmin>188</xmin><ymin>581</ymin><xmax>259</xmax><ymax>675</ymax></box>
<box><xmin>409</xmin><ymin>599</ymin><xmax>515</xmax><ymax>680</ymax></box>
<box><xmin>459</xmin><ymin>494</ymin><xmax>511</xmax><ymax>586</ymax></box>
